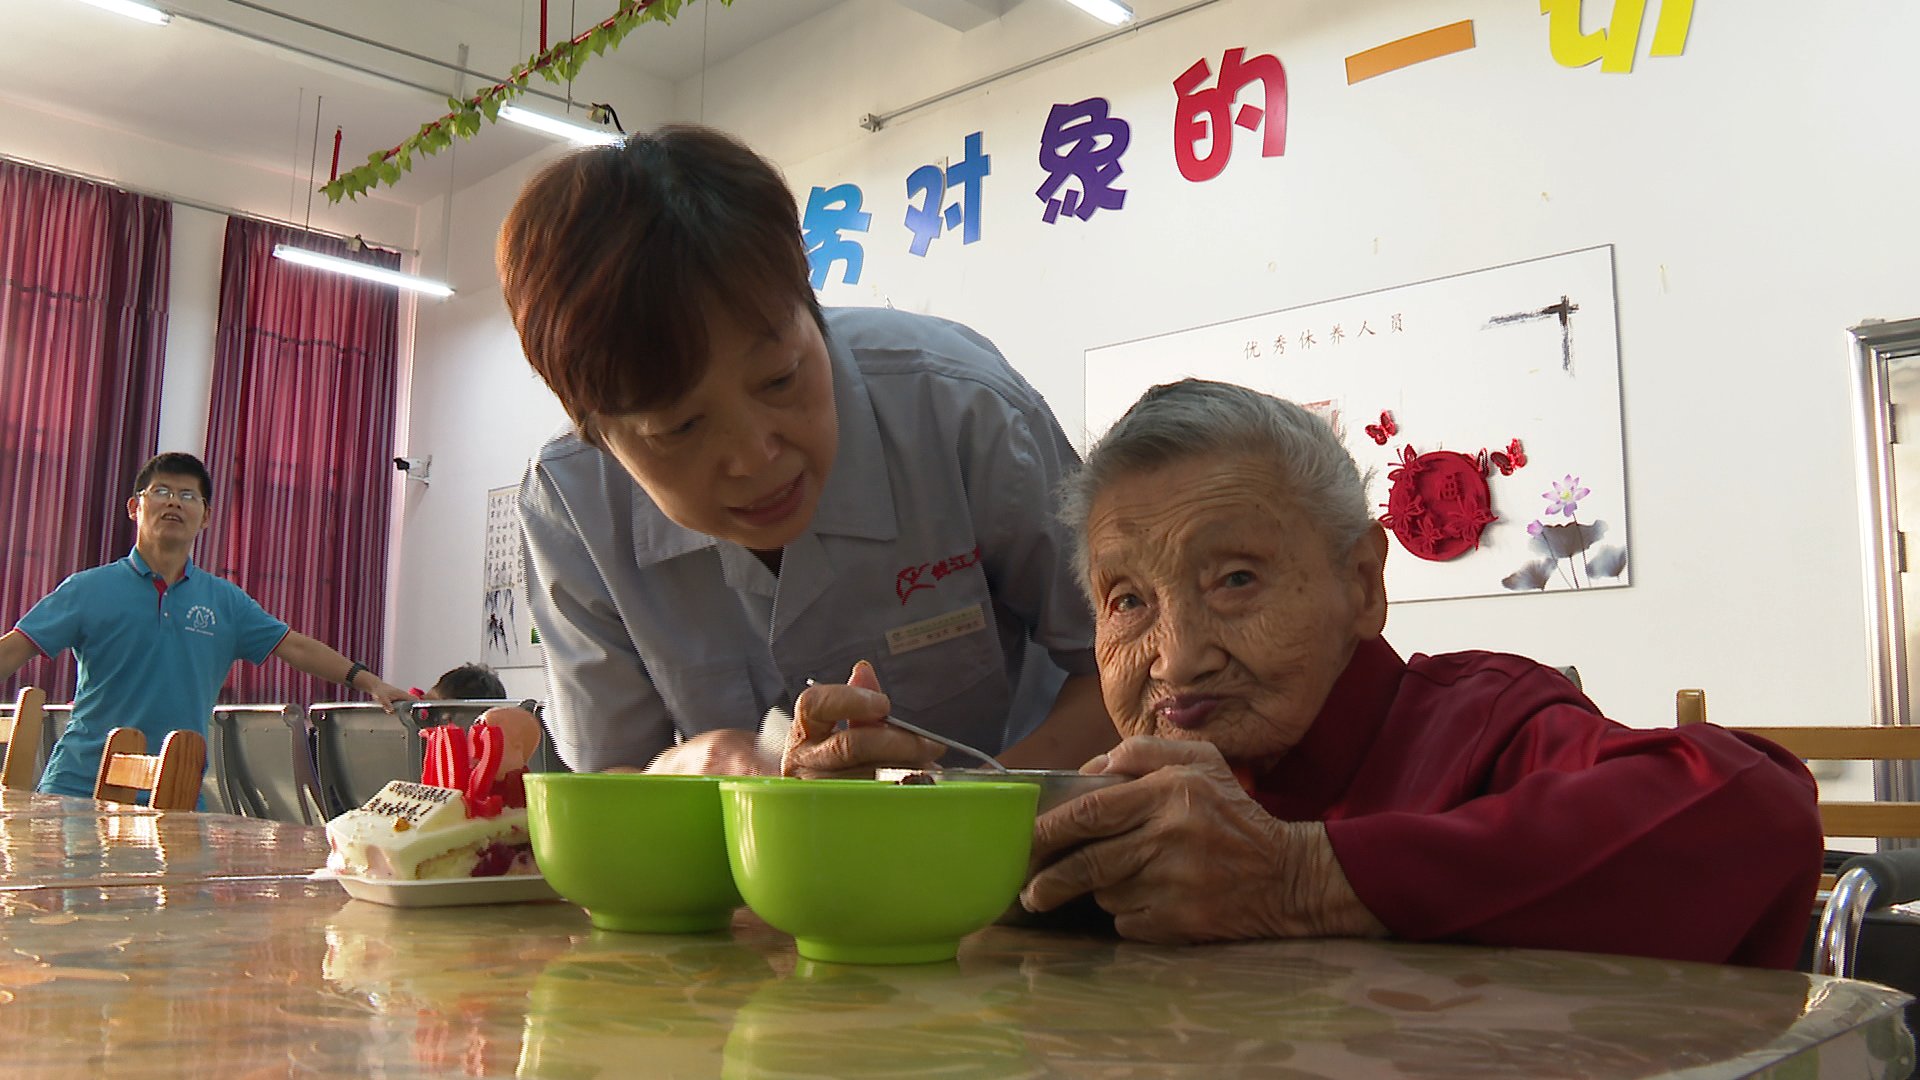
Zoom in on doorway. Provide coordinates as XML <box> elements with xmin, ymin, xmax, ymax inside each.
<box><xmin>1852</xmin><ymin>317</ymin><xmax>1920</xmax><ymax>817</ymax></box>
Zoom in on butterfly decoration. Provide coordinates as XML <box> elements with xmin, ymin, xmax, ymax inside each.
<box><xmin>1490</xmin><ymin>438</ymin><xmax>1527</xmax><ymax>476</ymax></box>
<box><xmin>1364</xmin><ymin>410</ymin><xmax>1397</xmax><ymax>446</ymax></box>
<box><xmin>1478</xmin><ymin>438</ymin><xmax>1529</xmax><ymax>477</ymax></box>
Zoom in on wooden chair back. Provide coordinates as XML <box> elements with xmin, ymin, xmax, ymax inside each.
<box><xmin>0</xmin><ymin>686</ymin><xmax>46</xmax><ymax>791</ymax></box>
<box><xmin>1677</xmin><ymin>688</ymin><xmax>1920</xmax><ymax>887</ymax></box>
<box><xmin>94</xmin><ymin>727</ymin><xmax>207</xmax><ymax>811</ymax></box>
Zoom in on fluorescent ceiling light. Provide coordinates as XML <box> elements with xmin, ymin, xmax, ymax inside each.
<box><xmin>1062</xmin><ymin>0</ymin><xmax>1132</xmax><ymax>26</ymax></box>
<box><xmin>271</xmin><ymin>244</ymin><xmax>454</xmax><ymax>299</ymax></box>
<box><xmin>499</xmin><ymin>105</ymin><xmax>622</xmax><ymax>147</ymax></box>
<box><xmin>72</xmin><ymin>0</ymin><xmax>172</xmax><ymax>24</ymax></box>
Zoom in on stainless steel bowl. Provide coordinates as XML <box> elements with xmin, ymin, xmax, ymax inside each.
<box><xmin>876</xmin><ymin>767</ymin><xmax>1128</xmax><ymax>814</ymax></box>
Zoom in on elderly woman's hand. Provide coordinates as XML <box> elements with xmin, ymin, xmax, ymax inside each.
<box><xmin>1020</xmin><ymin>736</ymin><xmax>1386</xmax><ymax>944</ymax></box>
<box><xmin>781</xmin><ymin>660</ymin><xmax>946</xmax><ymax>778</ymax></box>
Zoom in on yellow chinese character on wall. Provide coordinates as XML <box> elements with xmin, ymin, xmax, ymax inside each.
<box><xmin>1542</xmin><ymin>0</ymin><xmax>1693</xmax><ymax>73</ymax></box>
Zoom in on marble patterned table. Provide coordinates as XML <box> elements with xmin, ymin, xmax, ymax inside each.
<box><xmin>0</xmin><ymin>796</ymin><xmax>1911</xmax><ymax>1079</ymax></box>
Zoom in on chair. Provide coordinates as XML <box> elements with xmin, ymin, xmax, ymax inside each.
<box><xmin>1678</xmin><ymin>686</ymin><xmax>1920</xmax><ymax>1041</ymax></box>
<box><xmin>0</xmin><ymin>687</ymin><xmax>46</xmax><ymax>791</ymax></box>
<box><xmin>207</xmin><ymin>705</ymin><xmax>324</xmax><ymax>823</ymax></box>
<box><xmin>93</xmin><ymin>727</ymin><xmax>207</xmax><ymax>810</ymax></box>
<box><xmin>1675</xmin><ymin>688</ymin><xmax>1920</xmax><ymax>870</ymax></box>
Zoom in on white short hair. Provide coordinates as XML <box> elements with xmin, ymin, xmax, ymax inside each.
<box><xmin>1059</xmin><ymin>379</ymin><xmax>1374</xmax><ymax>592</ymax></box>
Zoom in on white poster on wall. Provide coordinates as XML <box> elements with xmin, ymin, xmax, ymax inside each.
<box><xmin>483</xmin><ymin>485</ymin><xmax>541</xmax><ymax>668</ymax></box>
<box><xmin>1084</xmin><ymin>245</ymin><xmax>1628</xmax><ymax>603</ymax></box>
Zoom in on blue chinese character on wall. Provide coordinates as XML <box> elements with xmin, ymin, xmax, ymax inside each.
<box><xmin>905</xmin><ymin>131</ymin><xmax>991</xmax><ymax>257</ymax></box>
<box><xmin>802</xmin><ymin>183</ymin><xmax>872</xmax><ymax>288</ymax></box>
<box><xmin>1036</xmin><ymin>98</ymin><xmax>1130</xmax><ymax>223</ymax></box>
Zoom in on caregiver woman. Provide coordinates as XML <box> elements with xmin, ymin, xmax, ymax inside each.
<box><xmin>495</xmin><ymin>123</ymin><xmax>1113</xmax><ymax>778</ymax></box>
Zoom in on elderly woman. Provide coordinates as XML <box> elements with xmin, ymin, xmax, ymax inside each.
<box><xmin>1018</xmin><ymin>379</ymin><xmax>1822</xmax><ymax>968</ymax></box>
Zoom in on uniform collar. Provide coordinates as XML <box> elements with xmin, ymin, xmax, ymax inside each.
<box><xmin>807</xmin><ymin>326</ymin><xmax>897</xmax><ymax>542</ymax></box>
<box><xmin>629</xmin><ymin>321</ymin><xmax>898</xmax><ymax>568</ymax></box>
<box><xmin>126</xmin><ymin>547</ymin><xmax>195</xmax><ymax>583</ymax></box>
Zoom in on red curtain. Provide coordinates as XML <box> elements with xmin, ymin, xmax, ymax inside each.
<box><xmin>202</xmin><ymin>219</ymin><xmax>399</xmax><ymax>705</ymax></box>
<box><xmin>0</xmin><ymin>161</ymin><xmax>171</xmax><ymax>704</ymax></box>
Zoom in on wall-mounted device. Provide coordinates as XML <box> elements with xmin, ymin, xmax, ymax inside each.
<box><xmin>394</xmin><ymin>454</ymin><xmax>432</xmax><ymax>485</ymax></box>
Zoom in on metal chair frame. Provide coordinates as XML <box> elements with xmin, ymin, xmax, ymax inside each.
<box><xmin>208</xmin><ymin>704</ymin><xmax>325</xmax><ymax>823</ymax></box>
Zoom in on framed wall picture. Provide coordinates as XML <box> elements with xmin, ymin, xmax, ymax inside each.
<box><xmin>1086</xmin><ymin>246</ymin><xmax>1629</xmax><ymax>602</ymax></box>
<box><xmin>483</xmin><ymin>485</ymin><xmax>541</xmax><ymax>668</ymax></box>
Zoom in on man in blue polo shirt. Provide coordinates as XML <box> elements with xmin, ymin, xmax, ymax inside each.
<box><xmin>0</xmin><ymin>452</ymin><xmax>413</xmax><ymax>799</ymax></box>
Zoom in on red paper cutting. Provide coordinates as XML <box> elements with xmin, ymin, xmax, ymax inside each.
<box><xmin>1379</xmin><ymin>447</ymin><xmax>1497</xmax><ymax>561</ymax></box>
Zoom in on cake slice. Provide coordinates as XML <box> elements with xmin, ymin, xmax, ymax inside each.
<box><xmin>326</xmin><ymin>779</ymin><xmax>534</xmax><ymax>880</ymax></box>
<box><xmin>325</xmin><ymin>707</ymin><xmax>544</xmax><ymax>881</ymax></box>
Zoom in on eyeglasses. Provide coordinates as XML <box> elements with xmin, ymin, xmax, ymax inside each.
<box><xmin>137</xmin><ymin>486</ymin><xmax>203</xmax><ymax>505</ymax></box>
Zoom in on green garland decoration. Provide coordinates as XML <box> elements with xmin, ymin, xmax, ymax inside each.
<box><xmin>321</xmin><ymin>0</ymin><xmax>732</xmax><ymax>203</ymax></box>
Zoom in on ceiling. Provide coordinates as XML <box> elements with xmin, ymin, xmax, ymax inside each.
<box><xmin>1</xmin><ymin>0</ymin><xmax>853</xmax><ymax>208</ymax></box>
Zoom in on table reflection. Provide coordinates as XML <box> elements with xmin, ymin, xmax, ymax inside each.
<box><xmin>719</xmin><ymin>952</ymin><xmax>1035</xmax><ymax>1079</ymax></box>
<box><xmin>0</xmin><ymin>802</ymin><xmax>324</xmax><ymax>888</ymax></box>
<box><xmin>520</xmin><ymin>926</ymin><xmax>783</xmax><ymax>1077</ymax></box>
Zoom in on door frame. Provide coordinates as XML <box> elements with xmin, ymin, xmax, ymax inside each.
<box><xmin>1852</xmin><ymin>317</ymin><xmax>1920</xmax><ymax>805</ymax></box>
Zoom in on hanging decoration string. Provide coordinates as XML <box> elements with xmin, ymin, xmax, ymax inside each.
<box><xmin>287</xmin><ymin>88</ymin><xmax>306</xmax><ymax>223</ymax></box>
<box><xmin>304</xmin><ymin>95</ymin><xmax>322</xmax><ymax>230</ymax></box>
<box><xmin>322</xmin><ymin>0</ymin><xmax>733</xmax><ymax>204</ymax></box>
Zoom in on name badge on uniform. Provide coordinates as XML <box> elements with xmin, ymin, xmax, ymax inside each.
<box><xmin>887</xmin><ymin>602</ymin><xmax>987</xmax><ymax>656</ymax></box>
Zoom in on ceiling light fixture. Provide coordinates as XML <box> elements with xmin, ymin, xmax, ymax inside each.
<box><xmin>72</xmin><ymin>0</ymin><xmax>172</xmax><ymax>25</ymax></box>
<box><xmin>271</xmin><ymin>244</ymin><xmax>454</xmax><ymax>298</ymax></box>
<box><xmin>1062</xmin><ymin>0</ymin><xmax>1133</xmax><ymax>25</ymax></box>
<box><xmin>499</xmin><ymin>105</ymin><xmax>622</xmax><ymax>147</ymax></box>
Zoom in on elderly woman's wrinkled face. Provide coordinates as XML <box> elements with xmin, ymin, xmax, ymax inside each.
<box><xmin>1085</xmin><ymin>453</ymin><xmax>1387</xmax><ymax>767</ymax></box>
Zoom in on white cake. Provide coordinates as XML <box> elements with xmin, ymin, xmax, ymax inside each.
<box><xmin>326</xmin><ymin>780</ymin><xmax>535</xmax><ymax>880</ymax></box>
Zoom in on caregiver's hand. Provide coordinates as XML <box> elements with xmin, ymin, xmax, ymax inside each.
<box><xmin>645</xmin><ymin>729</ymin><xmax>775</xmax><ymax>776</ymax></box>
<box><xmin>782</xmin><ymin>660</ymin><xmax>944</xmax><ymax>778</ymax></box>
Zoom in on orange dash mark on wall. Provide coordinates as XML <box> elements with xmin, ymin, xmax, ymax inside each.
<box><xmin>1345</xmin><ymin>21</ymin><xmax>1477</xmax><ymax>85</ymax></box>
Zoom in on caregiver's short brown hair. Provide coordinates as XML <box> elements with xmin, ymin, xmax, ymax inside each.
<box><xmin>496</xmin><ymin>124</ymin><xmax>822</xmax><ymax>444</ymax></box>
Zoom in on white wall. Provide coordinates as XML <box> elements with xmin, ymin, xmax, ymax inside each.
<box><xmin>391</xmin><ymin>153</ymin><xmax>573</xmax><ymax>701</ymax></box>
<box><xmin>671</xmin><ymin>0</ymin><xmax>1912</xmax><ymax>739</ymax></box>
<box><xmin>0</xmin><ymin>92</ymin><xmax>419</xmax><ymax>257</ymax></box>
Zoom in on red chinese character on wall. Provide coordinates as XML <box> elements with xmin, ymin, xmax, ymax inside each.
<box><xmin>1173</xmin><ymin>47</ymin><xmax>1288</xmax><ymax>183</ymax></box>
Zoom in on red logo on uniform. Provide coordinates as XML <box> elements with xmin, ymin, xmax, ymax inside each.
<box><xmin>896</xmin><ymin>546</ymin><xmax>981</xmax><ymax>605</ymax></box>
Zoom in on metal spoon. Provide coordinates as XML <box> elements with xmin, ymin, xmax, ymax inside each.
<box><xmin>803</xmin><ymin>678</ymin><xmax>1010</xmax><ymax>773</ymax></box>
<box><xmin>876</xmin><ymin>712</ymin><xmax>1011</xmax><ymax>773</ymax></box>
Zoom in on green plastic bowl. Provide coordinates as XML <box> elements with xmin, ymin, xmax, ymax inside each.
<box><xmin>525</xmin><ymin>773</ymin><xmax>743</xmax><ymax>933</ymax></box>
<box><xmin>719</xmin><ymin>777</ymin><xmax>1039</xmax><ymax>965</ymax></box>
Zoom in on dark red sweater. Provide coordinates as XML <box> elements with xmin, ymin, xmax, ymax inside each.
<box><xmin>1248</xmin><ymin>638</ymin><xmax>1821</xmax><ymax>968</ymax></box>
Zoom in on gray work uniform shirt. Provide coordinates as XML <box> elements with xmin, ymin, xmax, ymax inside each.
<box><xmin>518</xmin><ymin>307</ymin><xmax>1096</xmax><ymax>772</ymax></box>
